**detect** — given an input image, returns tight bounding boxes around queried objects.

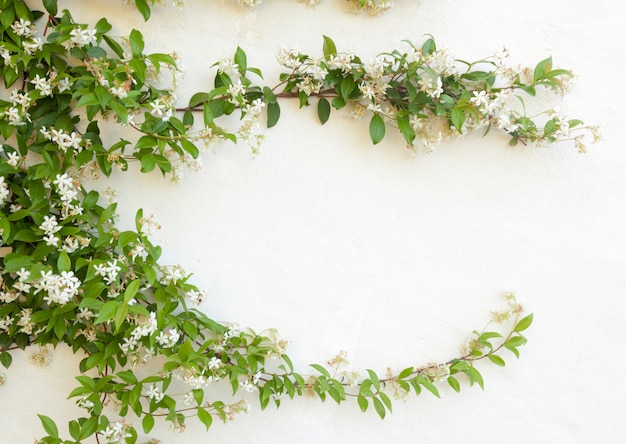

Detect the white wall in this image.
[2,0,625,442]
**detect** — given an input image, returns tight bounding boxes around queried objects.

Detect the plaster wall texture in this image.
[1,0,625,443]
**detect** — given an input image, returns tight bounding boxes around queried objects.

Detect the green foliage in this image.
[0,1,589,442]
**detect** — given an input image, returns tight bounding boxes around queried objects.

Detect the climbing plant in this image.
[0,0,598,442]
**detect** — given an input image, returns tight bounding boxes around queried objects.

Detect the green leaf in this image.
[533,57,552,82]
[317,97,331,124]
[134,0,151,21]
[463,367,485,390]
[397,115,415,145]
[77,93,100,108]
[369,113,385,145]
[203,101,214,126]
[42,0,58,16]
[447,376,461,393]
[339,76,355,101]
[322,35,337,59]
[142,414,155,433]
[69,420,80,441]
[310,364,331,378]
[180,139,199,158]
[56,251,71,272]
[450,107,466,133]
[366,369,380,391]
[114,302,128,333]
[398,366,414,380]
[94,301,119,325]
[140,154,156,173]
[0,351,12,369]
[330,96,346,111]
[262,86,277,104]
[418,376,440,398]
[197,407,213,430]
[38,415,59,439]
[129,29,145,58]
[189,92,210,108]
[378,391,392,413]
[514,313,533,332]
[234,47,247,76]
[506,335,527,347]
[117,370,138,384]
[124,279,141,302]
[488,354,506,367]
[372,396,386,419]
[267,102,280,128]
[357,395,369,412]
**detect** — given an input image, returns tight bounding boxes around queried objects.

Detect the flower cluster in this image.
[0,1,568,442]
[273,36,598,151]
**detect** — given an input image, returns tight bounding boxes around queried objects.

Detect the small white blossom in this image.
[156,329,180,348]
[145,383,165,403]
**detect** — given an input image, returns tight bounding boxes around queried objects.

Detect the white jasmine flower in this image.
[156,329,180,348]
[149,98,172,121]
[31,74,53,96]
[239,379,257,392]
[0,177,9,206]
[5,107,26,126]
[217,56,239,78]
[43,234,60,247]
[145,383,165,402]
[276,46,300,69]
[40,215,61,235]
[69,27,97,48]
[11,19,34,37]
[208,356,221,370]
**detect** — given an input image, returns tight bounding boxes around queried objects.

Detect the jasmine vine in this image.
[0,0,598,442]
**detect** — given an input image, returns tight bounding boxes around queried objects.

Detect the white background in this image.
[1,0,625,442]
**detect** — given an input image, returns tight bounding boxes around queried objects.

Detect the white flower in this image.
[69,27,97,48]
[217,56,239,78]
[22,37,44,55]
[43,234,60,247]
[109,86,128,99]
[227,79,245,103]
[5,107,26,126]
[11,19,34,37]
[425,47,456,76]
[40,215,61,235]
[239,379,257,392]
[10,89,31,108]
[208,356,221,370]
[183,391,196,406]
[184,289,205,305]
[76,397,94,410]
[76,307,95,321]
[0,176,9,206]
[156,329,180,348]
[100,421,132,444]
[149,98,173,121]
[145,383,165,402]
[276,46,300,69]
[328,51,354,72]
[56,77,72,93]
[359,82,377,100]
[31,74,53,96]
[417,75,443,99]
[364,56,390,79]
[38,270,81,305]
[0,316,13,332]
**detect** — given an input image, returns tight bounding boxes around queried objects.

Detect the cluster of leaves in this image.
[263,35,598,150]
[0,0,567,442]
